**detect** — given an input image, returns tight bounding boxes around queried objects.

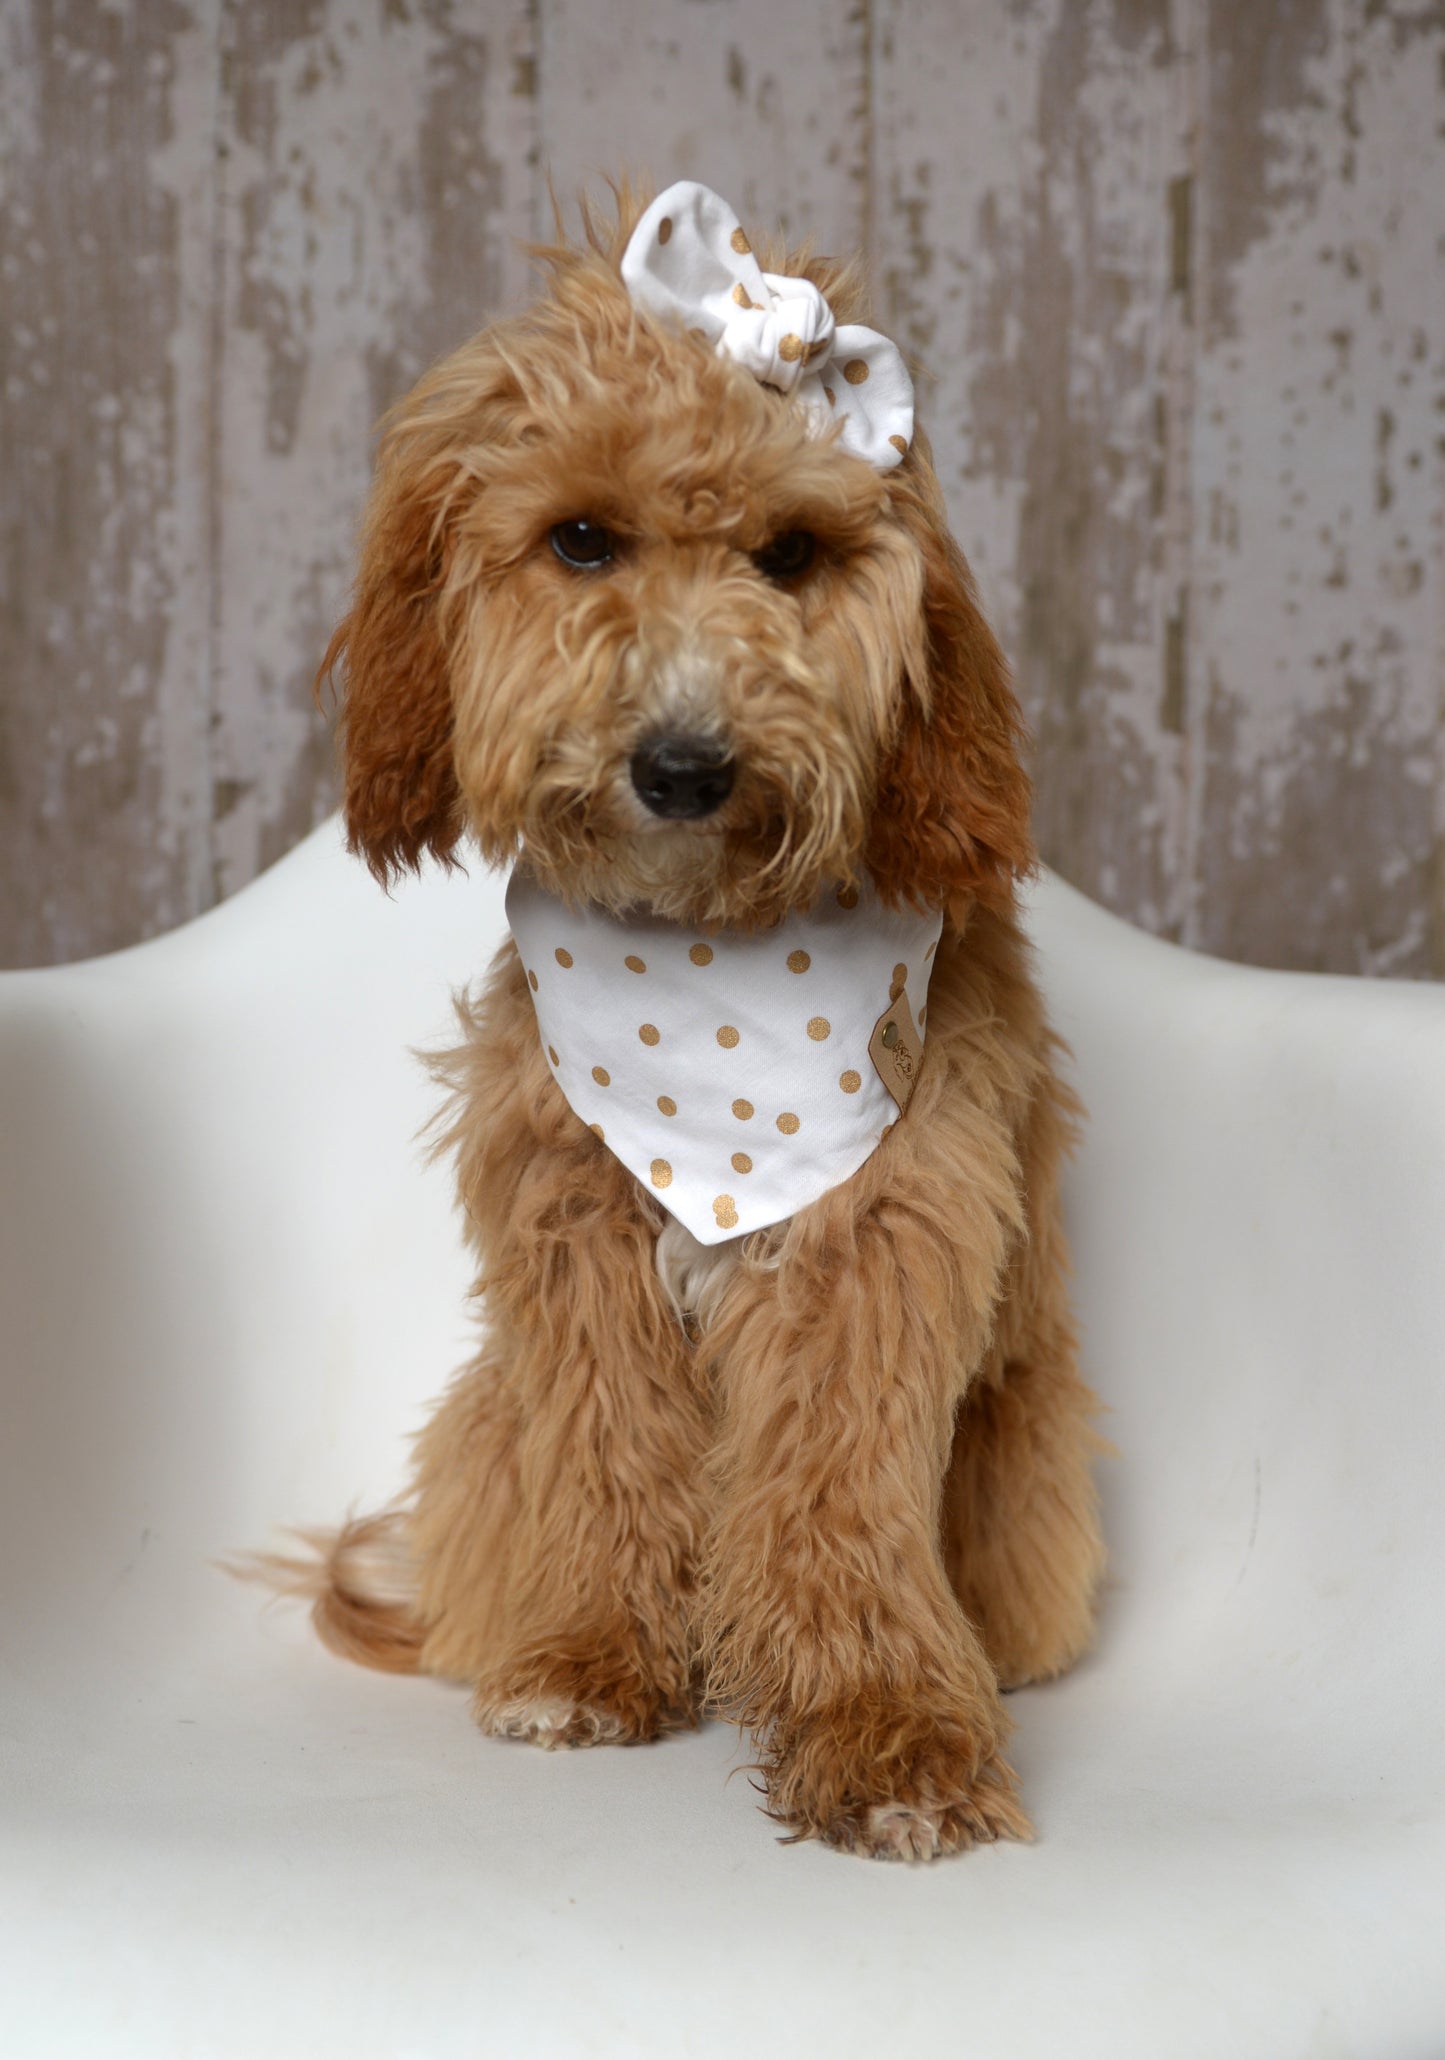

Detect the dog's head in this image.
[328,188,1032,929]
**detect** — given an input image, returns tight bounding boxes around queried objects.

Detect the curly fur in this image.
[276,184,1105,1862]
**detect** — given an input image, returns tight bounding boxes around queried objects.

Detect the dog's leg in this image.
[943,1351,1104,1689]
[418,1268,708,1745]
[411,1198,710,1749]
[410,1242,709,1745]
[697,1108,1033,1860]
[399,951,714,1748]
[943,1067,1106,1689]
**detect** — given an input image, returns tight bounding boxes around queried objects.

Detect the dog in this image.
[274,180,1105,1863]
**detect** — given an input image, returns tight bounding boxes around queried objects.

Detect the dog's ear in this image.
[322,469,461,886]
[320,342,523,885]
[866,455,1035,917]
[318,426,466,886]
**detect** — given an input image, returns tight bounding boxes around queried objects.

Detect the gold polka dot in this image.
[589,1123,605,1141]
[657,1095,677,1117]
[840,1069,862,1094]
[639,1022,660,1046]
[732,1098,754,1120]
[592,1065,611,1087]
[554,947,573,969]
[893,963,908,985]
[836,884,859,909]
[807,1016,831,1041]
[548,1045,559,1066]
[889,981,905,1001]
[658,216,673,245]
[777,1112,800,1135]
[778,332,803,363]
[889,434,909,456]
[731,1152,752,1175]
[823,385,836,407]
[625,954,646,974]
[651,1159,673,1189]
[717,1025,740,1048]
[732,282,759,310]
[844,358,869,385]
[713,1194,739,1229]
[527,969,539,991]
[689,943,714,967]
[786,949,811,974]
[925,939,937,959]
[730,226,750,255]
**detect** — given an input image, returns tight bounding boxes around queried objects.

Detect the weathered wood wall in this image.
[2,0,1442,974]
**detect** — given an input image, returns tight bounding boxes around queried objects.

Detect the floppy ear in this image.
[319,426,466,886]
[866,455,1035,917]
[321,323,533,884]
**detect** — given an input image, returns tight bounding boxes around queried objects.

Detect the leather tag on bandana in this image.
[868,991,925,1113]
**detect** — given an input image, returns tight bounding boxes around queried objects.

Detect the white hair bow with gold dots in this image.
[620,180,915,472]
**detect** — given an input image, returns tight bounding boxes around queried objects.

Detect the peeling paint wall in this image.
[2,0,1441,974]
[1190,0,1445,974]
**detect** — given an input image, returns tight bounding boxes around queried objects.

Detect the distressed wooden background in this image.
[2,0,1442,974]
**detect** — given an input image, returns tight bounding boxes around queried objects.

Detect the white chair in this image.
[2,819,1442,2059]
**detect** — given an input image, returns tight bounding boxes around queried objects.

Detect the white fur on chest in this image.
[653,1215,748,1332]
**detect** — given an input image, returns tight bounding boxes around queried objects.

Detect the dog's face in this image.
[332,203,1033,928]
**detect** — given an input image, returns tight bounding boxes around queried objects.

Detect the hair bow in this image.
[620,181,914,472]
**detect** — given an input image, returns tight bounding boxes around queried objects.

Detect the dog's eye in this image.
[753,530,817,581]
[551,519,615,569]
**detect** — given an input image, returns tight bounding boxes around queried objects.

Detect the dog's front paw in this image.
[765,1698,1031,1862]
[473,1648,696,1749]
[477,1694,633,1750]
[821,1762,1031,1861]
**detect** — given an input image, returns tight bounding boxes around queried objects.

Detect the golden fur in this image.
[275,189,1105,1863]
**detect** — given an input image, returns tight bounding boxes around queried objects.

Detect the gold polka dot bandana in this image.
[620,181,914,472]
[507,868,943,1245]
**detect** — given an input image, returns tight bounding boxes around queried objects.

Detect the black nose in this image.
[629,734,736,820]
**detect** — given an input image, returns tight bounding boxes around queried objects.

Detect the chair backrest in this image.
[0,822,501,1673]
[4,824,1443,1712]
[1026,871,1445,1706]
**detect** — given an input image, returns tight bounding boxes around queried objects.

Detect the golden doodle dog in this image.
[278,180,1104,1863]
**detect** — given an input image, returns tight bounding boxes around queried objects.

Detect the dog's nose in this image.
[629,734,735,820]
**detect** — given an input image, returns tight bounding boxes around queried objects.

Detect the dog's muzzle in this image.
[630,733,735,821]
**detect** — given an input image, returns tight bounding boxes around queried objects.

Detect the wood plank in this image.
[4,0,1441,978]
[0,0,217,967]
[536,0,869,254]
[872,0,1186,939]
[207,0,538,906]
[1189,0,1445,974]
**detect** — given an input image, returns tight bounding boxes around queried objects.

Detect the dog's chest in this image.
[507,868,942,1247]
[652,1215,747,1333]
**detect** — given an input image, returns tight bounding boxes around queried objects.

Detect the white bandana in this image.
[620,180,915,472]
[507,869,943,1245]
